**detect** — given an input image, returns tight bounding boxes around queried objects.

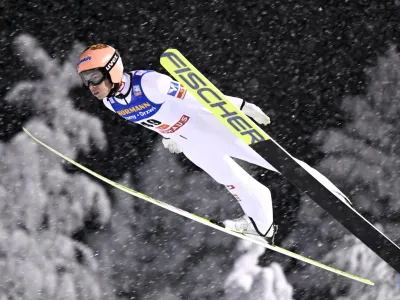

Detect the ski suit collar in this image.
[114,73,132,99]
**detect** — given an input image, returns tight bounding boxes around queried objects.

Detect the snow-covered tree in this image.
[307,46,400,298]
[224,240,293,300]
[0,34,113,300]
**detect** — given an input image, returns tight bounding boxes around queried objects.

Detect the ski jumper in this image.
[103,70,349,235]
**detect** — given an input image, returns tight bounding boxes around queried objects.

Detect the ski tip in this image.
[160,48,179,57]
[22,127,31,136]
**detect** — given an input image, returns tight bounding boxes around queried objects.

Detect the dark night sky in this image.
[0,1,399,298]
[2,1,399,157]
[2,0,399,238]
[2,1,399,227]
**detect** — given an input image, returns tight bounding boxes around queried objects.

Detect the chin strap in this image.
[107,83,121,97]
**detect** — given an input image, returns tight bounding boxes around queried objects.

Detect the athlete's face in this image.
[88,78,113,99]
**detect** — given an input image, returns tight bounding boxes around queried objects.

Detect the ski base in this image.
[160,48,400,276]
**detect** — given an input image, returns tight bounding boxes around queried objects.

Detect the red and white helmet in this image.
[77,44,123,96]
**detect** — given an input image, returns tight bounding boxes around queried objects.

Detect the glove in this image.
[242,102,271,125]
[162,138,183,154]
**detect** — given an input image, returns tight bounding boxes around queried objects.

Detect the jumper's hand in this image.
[242,102,271,125]
[162,138,182,154]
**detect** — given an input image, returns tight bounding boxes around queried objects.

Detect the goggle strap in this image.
[104,51,120,72]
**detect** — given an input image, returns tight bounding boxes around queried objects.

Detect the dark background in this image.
[1,0,399,298]
[2,0,399,163]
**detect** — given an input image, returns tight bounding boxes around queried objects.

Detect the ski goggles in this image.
[79,68,107,86]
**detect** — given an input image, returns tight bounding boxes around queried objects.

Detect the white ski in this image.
[23,127,373,286]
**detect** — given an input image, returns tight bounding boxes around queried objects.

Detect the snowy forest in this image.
[1,1,400,299]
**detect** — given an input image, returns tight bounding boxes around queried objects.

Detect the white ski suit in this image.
[103,70,349,236]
